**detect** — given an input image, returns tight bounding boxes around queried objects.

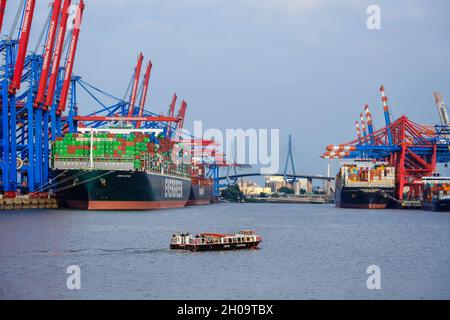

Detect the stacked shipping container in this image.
[52,132,190,177]
[423,178,450,201]
[341,164,395,188]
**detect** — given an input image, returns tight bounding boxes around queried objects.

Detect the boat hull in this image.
[170,241,261,251]
[55,170,191,210]
[336,186,395,209]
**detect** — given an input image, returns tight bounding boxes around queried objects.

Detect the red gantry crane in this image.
[9,0,36,94]
[45,0,72,109]
[127,52,144,117]
[0,0,7,34]
[34,0,62,108]
[57,0,85,115]
[136,60,153,128]
[322,85,450,203]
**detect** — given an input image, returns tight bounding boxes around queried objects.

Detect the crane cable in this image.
[33,6,52,54]
[32,169,69,193]
[45,169,94,191]
[33,169,88,192]
[9,0,24,38]
[52,170,113,194]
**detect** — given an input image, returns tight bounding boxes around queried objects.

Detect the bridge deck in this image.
[219,173,334,181]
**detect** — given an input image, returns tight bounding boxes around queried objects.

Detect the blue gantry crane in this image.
[0,0,197,203]
[322,85,450,201]
[0,0,86,197]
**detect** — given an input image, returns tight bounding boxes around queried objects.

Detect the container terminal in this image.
[322,87,450,210]
[1,1,450,211]
[0,0,225,210]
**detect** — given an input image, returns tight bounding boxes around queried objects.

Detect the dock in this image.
[0,195,58,210]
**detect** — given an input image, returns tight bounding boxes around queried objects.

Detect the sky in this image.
[3,0,450,176]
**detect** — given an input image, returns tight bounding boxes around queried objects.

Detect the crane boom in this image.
[57,0,85,114]
[166,93,177,137]
[9,0,36,94]
[45,0,71,108]
[168,93,177,117]
[135,60,152,128]
[177,100,187,132]
[434,91,449,125]
[0,0,6,34]
[127,53,144,117]
[34,0,62,108]
[355,121,361,140]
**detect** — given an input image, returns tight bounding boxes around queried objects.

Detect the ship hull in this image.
[186,183,213,206]
[55,170,191,210]
[422,199,450,211]
[336,186,395,209]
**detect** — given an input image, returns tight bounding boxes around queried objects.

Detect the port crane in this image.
[0,0,191,202]
[433,92,449,125]
[433,92,450,140]
[0,0,87,196]
[322,85,450,202]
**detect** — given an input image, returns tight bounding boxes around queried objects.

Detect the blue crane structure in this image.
[322,85,450,201]
[0,0,195,200]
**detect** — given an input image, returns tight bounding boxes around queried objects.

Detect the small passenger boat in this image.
[170,230,262,251]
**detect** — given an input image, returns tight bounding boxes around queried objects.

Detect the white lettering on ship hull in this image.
[165,178,183,198]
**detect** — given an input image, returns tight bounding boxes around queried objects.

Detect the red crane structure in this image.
[127,53,144,117]
[165,93,177,137]
[45,0,71,109]
[34,0,62,108]
[9,0,36,94]
[57,0,85,115]
[0,0,6,34]
[176,100,187,134]
[135,60,153,128]
[322,85,450,203]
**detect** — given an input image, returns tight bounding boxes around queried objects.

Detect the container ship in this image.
[421,176,450,211]
[187,163,213,205]
[335,163,396,209]
[51,129,191,210]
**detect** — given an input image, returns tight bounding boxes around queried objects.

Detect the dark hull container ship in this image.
[186,163,213,205]
[422,176,450,211]
[335,185,395,209]
[51,129,192,210]
[187,176,213,206]
[335,163,396,209]
[421,198,450,211]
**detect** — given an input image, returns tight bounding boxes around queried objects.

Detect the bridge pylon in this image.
[283,134,297,184]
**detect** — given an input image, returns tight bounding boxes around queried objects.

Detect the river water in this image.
[0,203,449,299]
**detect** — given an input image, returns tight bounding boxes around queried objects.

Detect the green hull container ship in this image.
[51,129,192,210]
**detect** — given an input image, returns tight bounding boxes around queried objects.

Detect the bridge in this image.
[219,173,334,182]
[219,173,334,194]
[215,135,334,195]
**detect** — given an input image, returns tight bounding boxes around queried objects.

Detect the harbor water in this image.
[1,203,449,299]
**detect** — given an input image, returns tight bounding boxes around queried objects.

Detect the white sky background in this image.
[3,0,450,175]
